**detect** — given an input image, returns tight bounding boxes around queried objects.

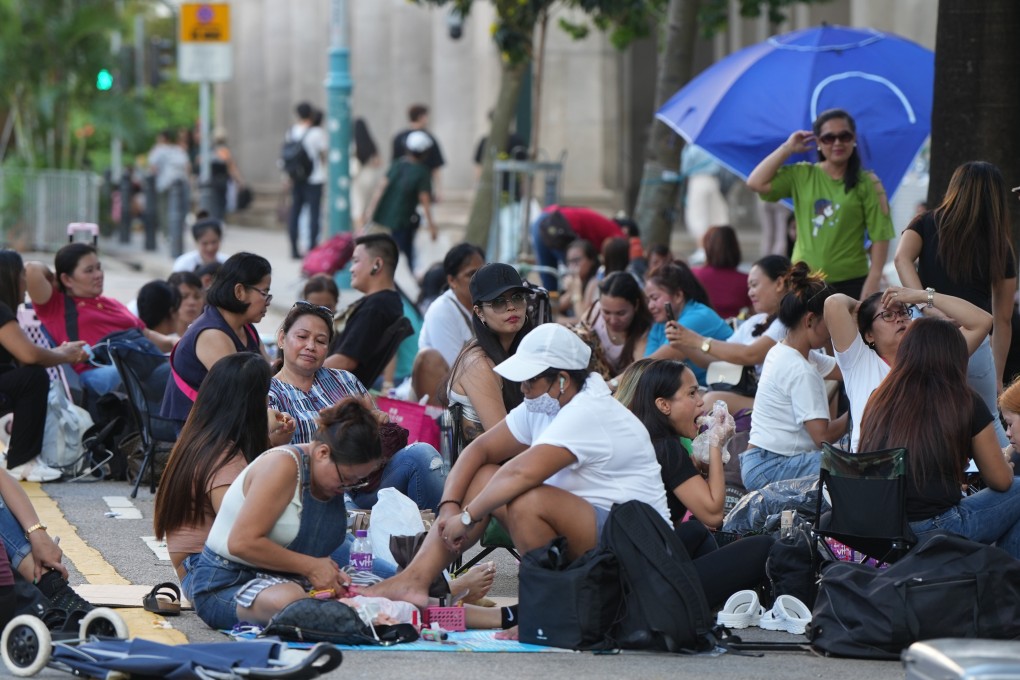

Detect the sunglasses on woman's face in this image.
[482,292,527,313]
[818,131,855,145]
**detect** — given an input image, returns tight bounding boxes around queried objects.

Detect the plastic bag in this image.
[41,381,94,474]
[690,400,734,464]
[367,488,425,565]
[722,476,826,535]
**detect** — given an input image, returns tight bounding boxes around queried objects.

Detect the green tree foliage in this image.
[0,0,197,171]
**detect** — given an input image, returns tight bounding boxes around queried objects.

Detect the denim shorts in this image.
[740,446,821,492]
[185,547,261,631]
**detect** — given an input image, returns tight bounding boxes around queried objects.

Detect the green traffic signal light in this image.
[96,68,113,91]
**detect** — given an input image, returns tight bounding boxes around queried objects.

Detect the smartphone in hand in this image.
[664,302,676,323]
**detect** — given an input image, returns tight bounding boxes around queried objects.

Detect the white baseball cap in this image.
[405,130,434,154]
[494,323,591,382]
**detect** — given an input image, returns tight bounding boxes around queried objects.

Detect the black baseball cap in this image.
[469,262,525,303]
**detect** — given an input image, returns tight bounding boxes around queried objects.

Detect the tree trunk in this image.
[929,0,1020,244]
[464,60,528,247]
[633,0,701,249]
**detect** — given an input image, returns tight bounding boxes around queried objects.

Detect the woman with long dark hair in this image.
[644,262,732,385]
[859,315,1020,558]
[446,263,533,443]
[895,160,1016,446]
[627,361,728,536]
[665,255,791,411]
[153,353,272,582]
[825,285,991,453]
[741,262,844,491]
[748,108,894,299]
[0,250,88,480]
[161,252,270,423]
[558,238,599,320]
[584,271,653,378]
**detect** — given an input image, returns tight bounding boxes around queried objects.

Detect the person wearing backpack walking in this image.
[282,102,328,260]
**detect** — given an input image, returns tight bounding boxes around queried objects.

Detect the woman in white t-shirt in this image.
[665,254,791,412]
[365,323,669,617]
[825,285,992,452]
[741,262,845,491]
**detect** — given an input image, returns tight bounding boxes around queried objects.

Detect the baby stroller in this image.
[1,609,342,679]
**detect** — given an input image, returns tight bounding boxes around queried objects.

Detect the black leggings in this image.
[675,520,719,559]
[692,535,774,609]
[0,365,49,468]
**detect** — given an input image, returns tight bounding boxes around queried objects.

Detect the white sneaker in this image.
[8,458,62,482]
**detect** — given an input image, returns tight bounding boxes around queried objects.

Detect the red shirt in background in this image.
[691,266,751,319]
[35,289,144,373]
[547,205,625,251]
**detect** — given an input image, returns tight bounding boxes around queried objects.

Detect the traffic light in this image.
[96,68,114,91]
[147,38,175,87]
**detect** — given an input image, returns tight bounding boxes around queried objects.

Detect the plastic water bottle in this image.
[350,530,373,572]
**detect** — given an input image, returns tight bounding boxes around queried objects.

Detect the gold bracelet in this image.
[24,522,47,539]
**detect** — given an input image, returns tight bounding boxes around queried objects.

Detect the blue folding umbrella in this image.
[657,25,934,199]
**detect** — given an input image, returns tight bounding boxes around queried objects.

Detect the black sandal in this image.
[142,582,182,616]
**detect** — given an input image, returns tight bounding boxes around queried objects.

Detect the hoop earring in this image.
[867,340,876,350]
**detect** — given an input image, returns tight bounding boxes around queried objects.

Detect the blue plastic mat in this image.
[227,628,574,653]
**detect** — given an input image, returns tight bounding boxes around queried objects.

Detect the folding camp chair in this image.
[812,442,917,570]
[108,346,177,498]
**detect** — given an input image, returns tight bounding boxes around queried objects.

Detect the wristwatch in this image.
[701,338,712,354]
[925,287,936,308]
[460,508,476,526]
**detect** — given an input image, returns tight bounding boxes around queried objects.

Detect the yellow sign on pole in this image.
[180,3,231,43]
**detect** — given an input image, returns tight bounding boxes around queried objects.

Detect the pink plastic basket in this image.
[423,606,466,631]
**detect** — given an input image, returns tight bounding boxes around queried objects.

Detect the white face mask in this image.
[524,392,561,417]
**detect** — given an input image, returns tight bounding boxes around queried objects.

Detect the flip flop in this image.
[142,582,182,616]
[758,594,811,634]
[715,589,763,629]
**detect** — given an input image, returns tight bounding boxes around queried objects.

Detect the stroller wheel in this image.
[2,614,52,676]
[80,608,128,639]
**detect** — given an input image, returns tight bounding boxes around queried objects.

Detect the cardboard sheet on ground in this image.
[75,584,193,610]
[228,628,573,653]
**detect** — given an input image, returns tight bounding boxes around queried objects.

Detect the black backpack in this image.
[602,500,714,652]
[280,128,313,182]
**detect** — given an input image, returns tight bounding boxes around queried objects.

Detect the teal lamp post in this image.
[326,0,353,287]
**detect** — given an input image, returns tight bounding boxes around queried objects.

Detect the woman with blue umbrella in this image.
[747,109,895,300]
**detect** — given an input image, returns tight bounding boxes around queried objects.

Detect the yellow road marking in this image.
[22,482,187,644]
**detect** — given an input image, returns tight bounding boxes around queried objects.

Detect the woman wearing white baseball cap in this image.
[366,322,670,612]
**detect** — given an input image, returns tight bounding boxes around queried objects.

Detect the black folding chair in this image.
[109,346,178,498]
[813,442,917,570]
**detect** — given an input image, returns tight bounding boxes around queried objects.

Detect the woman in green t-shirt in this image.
[747,108,894,300]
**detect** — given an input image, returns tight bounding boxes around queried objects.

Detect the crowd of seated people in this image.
[4,195,1018,639]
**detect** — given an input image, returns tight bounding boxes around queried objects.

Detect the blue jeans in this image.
[740,446,821,492]
[968,337,1008,447]
[0,499,30,571]
[909,482,1020,559]
[79,364,122,397]
[349,443,446,512]
[529,214,565,291]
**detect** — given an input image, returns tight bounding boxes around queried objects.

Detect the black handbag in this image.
[809,533,1020,659]
[518,536,620,650]
[261,598,418,646]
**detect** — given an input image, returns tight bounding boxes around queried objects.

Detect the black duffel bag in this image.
[518,536,620,650]
[809,533,1020,659]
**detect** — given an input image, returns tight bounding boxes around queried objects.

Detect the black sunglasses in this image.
[818,131,855,145]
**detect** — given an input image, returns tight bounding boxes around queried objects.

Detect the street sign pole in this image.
[178,3,232,218]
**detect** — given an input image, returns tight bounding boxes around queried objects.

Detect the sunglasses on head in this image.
[818,131,855,145]
[294,300,333,315]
